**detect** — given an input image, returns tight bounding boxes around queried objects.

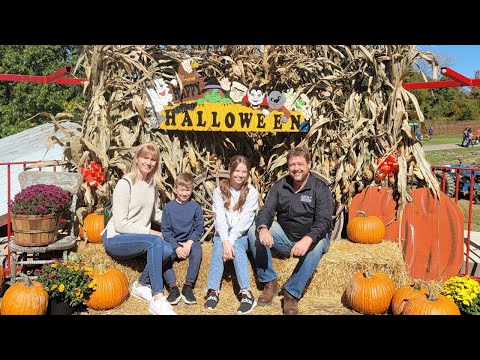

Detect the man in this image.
[248,147,333,315]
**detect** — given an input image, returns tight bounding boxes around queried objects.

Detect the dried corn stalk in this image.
[49,45,439,234]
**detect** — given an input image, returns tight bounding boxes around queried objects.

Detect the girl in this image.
[204,155,259,314]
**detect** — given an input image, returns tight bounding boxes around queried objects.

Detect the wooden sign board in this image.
[145,59,312,132]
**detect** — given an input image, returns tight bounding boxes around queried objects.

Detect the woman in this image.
[204,155,260,314]
[102,142,176,315]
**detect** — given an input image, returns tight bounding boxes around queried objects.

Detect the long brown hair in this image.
[219,155,251,211]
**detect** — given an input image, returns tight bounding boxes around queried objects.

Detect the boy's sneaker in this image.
[166,286,182,305]
[130,281,153,303]
[181,284,197,304]
[204,289,219,310]
[237,292,257,314]
[149,296,177,315]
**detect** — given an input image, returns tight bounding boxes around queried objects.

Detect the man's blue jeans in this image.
[247,221,330,299]
[103,231,173,296]
[206,234,253,293]
[163,240,202,287]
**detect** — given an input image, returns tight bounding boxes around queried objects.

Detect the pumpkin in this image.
[391,281,428,315]
[400,188,464,281]
[346,210,385,244]
[349,186,399,242]
[402,282,460,315]
[346,270,396,315]
[349,187,464,281]
[86,267,129,310]
[84,212,104,243]
[0,273,49,315]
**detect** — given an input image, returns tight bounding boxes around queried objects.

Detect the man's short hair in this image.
[287,147,311,163]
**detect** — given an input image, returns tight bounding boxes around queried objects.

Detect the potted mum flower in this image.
[9,184,72,246]
[35,260,97,315]
[442,275,480,315]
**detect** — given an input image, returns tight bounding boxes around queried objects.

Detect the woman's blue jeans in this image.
[247,221,330,299]
[103,231,173,296]
[206,234,252,293]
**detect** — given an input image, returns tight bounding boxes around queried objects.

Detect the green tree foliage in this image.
[405,68,480,122]
[0,45,85,138]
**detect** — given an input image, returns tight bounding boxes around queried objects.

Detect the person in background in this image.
[475,128,480,145]
[162,172,204,305]
[248,147,333,315]
[102,142,176,315]
[462,127,468,147]
[204,155,260,314]
[428,127,433,141]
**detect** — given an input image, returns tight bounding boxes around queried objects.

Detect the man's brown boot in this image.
[257,279,279,306]
[283,291,299,315]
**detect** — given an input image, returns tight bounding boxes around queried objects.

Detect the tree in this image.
[0,45,85,138]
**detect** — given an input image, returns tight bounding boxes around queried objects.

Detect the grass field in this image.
[425,147,479,165]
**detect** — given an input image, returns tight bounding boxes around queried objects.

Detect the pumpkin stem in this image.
[18,273,33,287]
[419,280,437,301]
[412,280,423,291]
[356,210,367,218]
[364,269,373,278]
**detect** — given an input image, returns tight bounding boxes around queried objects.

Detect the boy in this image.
[162,172,204,305]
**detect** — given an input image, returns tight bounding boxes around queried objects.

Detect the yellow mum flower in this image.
[58,284,65,292]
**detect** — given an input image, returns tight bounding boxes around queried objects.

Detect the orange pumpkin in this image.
[349,187,464,281]
[402,282,460,315]
[346,270,396,315]
[86,267,129,310]
[84,212,104,243]
[391,281,428,315]
[1,274,49,315]
[346,210,385,244]
[349,186,399,241]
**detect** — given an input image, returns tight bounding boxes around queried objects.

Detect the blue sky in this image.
[417,45,480,78]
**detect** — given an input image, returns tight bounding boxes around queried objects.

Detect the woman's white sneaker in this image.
[130,281,153,303]
[149,296,177,315]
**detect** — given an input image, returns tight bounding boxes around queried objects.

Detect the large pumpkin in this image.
[345,270,396,315]
[349,187,464,281]
[84,212,104,243]
[347,210,385,244]
[401,188,464,281]
[349,186,399,241]
[390,281,428,315]
[1,274,49,315]
[86,267,129,310]
[402,283,460,315]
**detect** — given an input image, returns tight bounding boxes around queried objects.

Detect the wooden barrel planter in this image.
[349,187,464,281]
[11,213,62,246]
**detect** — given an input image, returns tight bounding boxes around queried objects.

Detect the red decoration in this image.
[81,161,105,188]
[375,151,399,181]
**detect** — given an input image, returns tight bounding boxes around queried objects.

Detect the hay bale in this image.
[73,239,409,315]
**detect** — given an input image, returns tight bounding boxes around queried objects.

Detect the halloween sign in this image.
[145,59,312,132]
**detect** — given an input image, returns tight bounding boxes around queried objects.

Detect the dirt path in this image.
[422,142,464,152]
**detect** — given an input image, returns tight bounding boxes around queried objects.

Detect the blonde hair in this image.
[219,155,251,212]
[175,172,195,189]
[128,142,160,185]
